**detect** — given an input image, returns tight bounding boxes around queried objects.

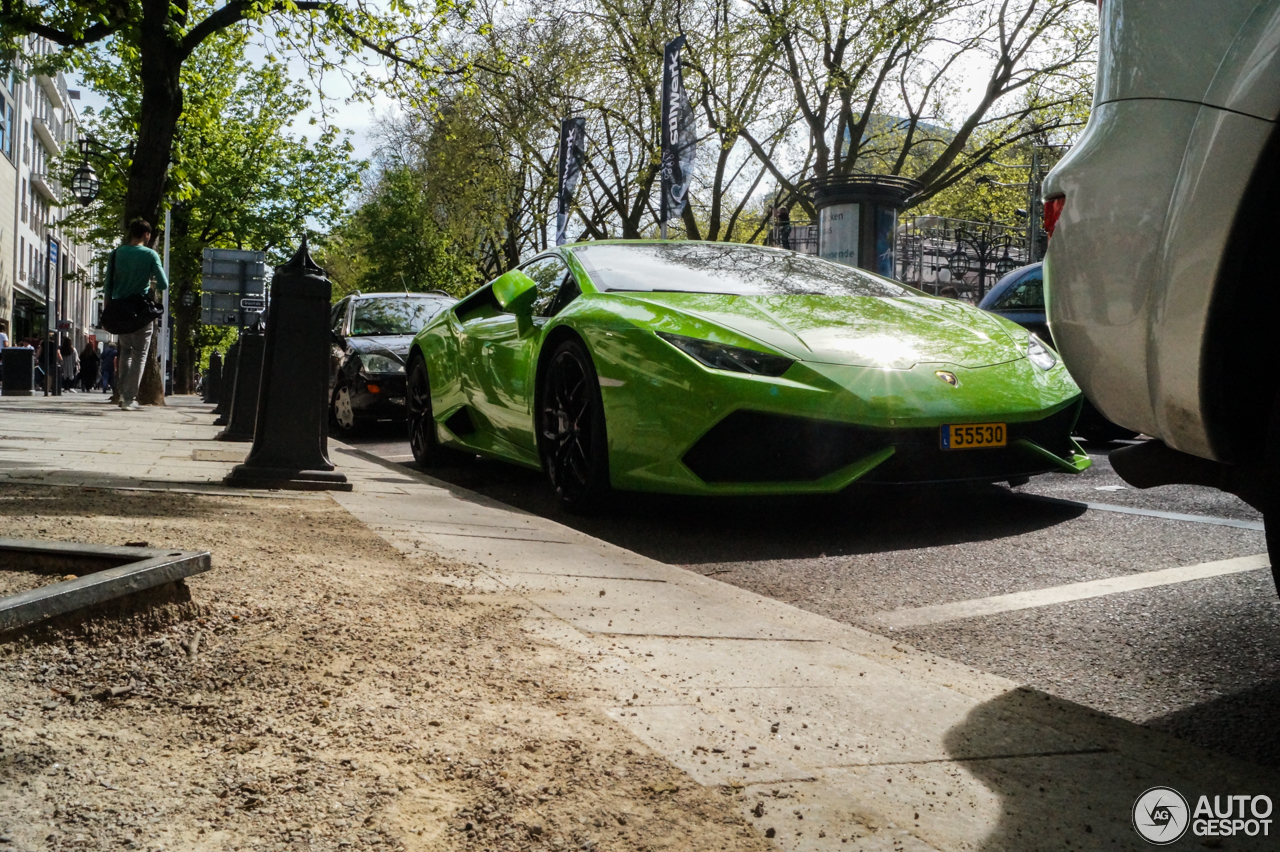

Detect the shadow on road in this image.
[941,688,1280,851]
[342,416,1088,566]
[1146,681,1280,769]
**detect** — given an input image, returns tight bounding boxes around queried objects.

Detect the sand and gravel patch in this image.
[0,486,768,852]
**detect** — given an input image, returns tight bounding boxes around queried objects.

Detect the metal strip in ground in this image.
[872,553,1270,629]
[1012,492,1264,530]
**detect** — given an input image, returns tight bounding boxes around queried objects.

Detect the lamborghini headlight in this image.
[1027,335,1057,371]
[359,353,406,375]
[657,332,793,377]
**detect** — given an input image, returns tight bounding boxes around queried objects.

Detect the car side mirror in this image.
[493,270,538,317]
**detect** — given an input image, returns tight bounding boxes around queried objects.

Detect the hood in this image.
[347,334,413,361]
[629,293,1026,369]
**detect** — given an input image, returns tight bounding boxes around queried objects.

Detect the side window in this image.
[994,271,1044,310]
[547,274,582,317]
[521,256,571,318]
[330,299,349,336]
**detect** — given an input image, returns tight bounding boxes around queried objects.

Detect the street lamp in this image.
[71,163,100,206]
[952,225,1014,300]
[71,135,132,206]
[995,248,1019,277]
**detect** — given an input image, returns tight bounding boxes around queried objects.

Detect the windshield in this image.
[572,242,911,298]
[350,297,447,336]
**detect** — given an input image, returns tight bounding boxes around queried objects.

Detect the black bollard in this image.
[212,343,238,425]
[216,330,264,442]
[203,350,222,404]
[224,239,350,491]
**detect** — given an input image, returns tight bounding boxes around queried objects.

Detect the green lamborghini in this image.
[406,241,1090,510]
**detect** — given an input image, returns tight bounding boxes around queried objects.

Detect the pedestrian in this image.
[104,218,168,410]
[34,338,59,392]
[101,342,117,393]
[80,342,100,392]
[0,320,9,348]
[60,338,79,392]
[777,205,792,251]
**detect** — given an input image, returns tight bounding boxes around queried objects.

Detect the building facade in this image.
[0,36,96,351]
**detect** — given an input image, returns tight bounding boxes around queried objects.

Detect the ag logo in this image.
[1133,786,1190,844]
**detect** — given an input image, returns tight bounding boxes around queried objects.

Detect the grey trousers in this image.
[117,323,154,405]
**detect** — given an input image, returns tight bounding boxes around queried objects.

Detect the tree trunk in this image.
[124,0,184,228]
[175,337,196,395]
[139,325,166,406]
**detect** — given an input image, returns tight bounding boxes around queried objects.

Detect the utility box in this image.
[1,347,36,396]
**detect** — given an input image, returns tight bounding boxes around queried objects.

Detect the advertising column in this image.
[812,176,918,276]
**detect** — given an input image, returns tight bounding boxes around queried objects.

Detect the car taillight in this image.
[1043,196,1065,239]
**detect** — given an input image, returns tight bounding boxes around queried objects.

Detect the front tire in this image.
[538,339,610,512]
[1265,393,1280,597]
[406,358,460,468]
[330,383,362,438]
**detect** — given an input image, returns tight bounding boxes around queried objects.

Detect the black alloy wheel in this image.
[539,339,610,512]
[407,358,457,468]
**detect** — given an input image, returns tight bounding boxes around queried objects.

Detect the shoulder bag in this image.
[99,249,165,335]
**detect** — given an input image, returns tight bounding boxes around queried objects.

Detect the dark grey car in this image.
[328,292,455,437]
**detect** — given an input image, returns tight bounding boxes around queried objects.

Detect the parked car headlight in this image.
[657,332,793,377]
[1027,335,1057,371]
[359,354,406,375]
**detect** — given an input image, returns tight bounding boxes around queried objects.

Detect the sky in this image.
[67,35,394,183]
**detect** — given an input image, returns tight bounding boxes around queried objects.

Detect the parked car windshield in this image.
[572,242,910,298]
[350,297,446,336]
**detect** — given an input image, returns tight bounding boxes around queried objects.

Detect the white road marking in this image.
[1013,492,1265,530]
[872,553,1271,629]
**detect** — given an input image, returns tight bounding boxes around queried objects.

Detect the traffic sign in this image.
[240,297,266,310]
[201,248,266,295]
[202,292,264,327]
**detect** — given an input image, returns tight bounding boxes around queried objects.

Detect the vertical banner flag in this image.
[660,35,696,228]
[555,117,588,246]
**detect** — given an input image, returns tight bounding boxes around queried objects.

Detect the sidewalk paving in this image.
[2,393,1277,851]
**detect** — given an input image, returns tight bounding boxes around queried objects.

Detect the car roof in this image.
[558,238,793,253]
[349,291,453,301]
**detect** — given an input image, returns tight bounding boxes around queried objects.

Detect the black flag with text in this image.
[555,117,588,246]
[660,36,696,225]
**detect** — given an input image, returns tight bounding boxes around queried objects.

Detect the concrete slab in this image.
[603,703,816,787]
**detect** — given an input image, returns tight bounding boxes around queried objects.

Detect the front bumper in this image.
[682,403,1088,490]
[586,326,1089,495]
[349,374,408,419]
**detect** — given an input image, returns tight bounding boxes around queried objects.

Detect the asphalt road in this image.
[343,420,1280,769]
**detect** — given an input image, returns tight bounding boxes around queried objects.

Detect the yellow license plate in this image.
[941,422,1007,450]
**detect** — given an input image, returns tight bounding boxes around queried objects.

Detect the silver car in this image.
[1043,0,1280,589]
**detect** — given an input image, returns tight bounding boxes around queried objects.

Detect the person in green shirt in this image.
[105,218,169,410]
